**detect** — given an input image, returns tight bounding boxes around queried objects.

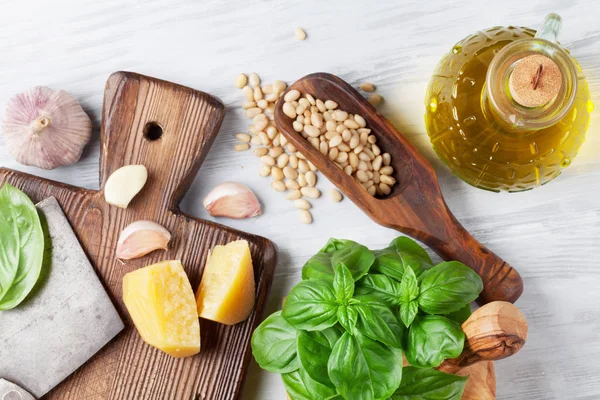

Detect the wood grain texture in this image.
[275,73,523,304]
[0,72,277,400]
[458,361,496,400]
[1,1,599,399]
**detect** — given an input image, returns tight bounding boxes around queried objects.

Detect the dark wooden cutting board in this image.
[0,71,277,400]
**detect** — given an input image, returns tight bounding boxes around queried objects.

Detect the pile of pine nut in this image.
[282,90,396,196]
[234,73,344,224]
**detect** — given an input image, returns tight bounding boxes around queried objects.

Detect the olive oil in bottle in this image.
[425,14,593,192]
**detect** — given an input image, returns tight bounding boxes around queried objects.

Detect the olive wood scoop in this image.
[274,73,523,304]
[437,301,528,374]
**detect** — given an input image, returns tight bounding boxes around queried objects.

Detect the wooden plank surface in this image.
[0,72,277,399]
[1,1,599,399]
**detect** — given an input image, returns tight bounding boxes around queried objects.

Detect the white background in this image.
[1,1,599,399]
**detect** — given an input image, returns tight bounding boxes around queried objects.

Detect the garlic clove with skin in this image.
[2,86,92,170]
[204,182,262,219]
[116,220,171,260]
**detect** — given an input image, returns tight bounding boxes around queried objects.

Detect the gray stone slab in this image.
[0,197,124,398]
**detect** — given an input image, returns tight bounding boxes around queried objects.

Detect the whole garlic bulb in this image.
[2,86,92,170]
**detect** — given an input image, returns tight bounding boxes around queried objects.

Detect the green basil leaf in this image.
[282,367,337,400]
[302,253,334,283]
[400,266,419,304]
[328,332,403,400]
[0,183,45,310]
[405,315,465,368]
[297,327,342,387]
[320,238,355,253]
[331,243,374,281]
[445,303,472,324]
[372,237,432,282]
[333,262,354,302]
[337,304,358,333]
[399,300,418,328]
[355,274,402,306]
[418,262,483,314]
[251,311,299,373]
[283,281,339,331]
[354,294,406,345]
[355,302,403,348]
[390,367,467,399]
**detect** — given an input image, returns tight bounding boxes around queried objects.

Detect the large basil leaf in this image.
[302,252,334,283]
[418,262,483,314]
[390,367,467,399]
[0,183,45,310]
[328,332,403,400]
[405,316,465,368]
[445,303,472,324]
[337,304,358,333]
[355,294,406,346]
[355,302,403,348]
[331,243,374,281]
[399,300,418,328]
[251,311,299,373]
[283,281,338,331]
[320,238,355,253]
[297,327,342,387]
[372,237,432,282]
[282,367,337,400]
[355,274,402,306]
[333,262,354,302]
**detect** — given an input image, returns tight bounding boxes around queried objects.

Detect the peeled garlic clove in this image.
[104,165,148,208]
[204,182,261,219]
[2,86,92,170]
[116,220,171,260]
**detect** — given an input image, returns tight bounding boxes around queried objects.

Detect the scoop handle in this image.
[437,301,528,374]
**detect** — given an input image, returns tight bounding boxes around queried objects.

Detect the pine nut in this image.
[265,93,279,102]
[273,80,287,93]
[309,137,320,149]
[367,185,377,196]
[260,164,271,177]
[298,160,309,173]
[295,27,307,41]
[246,108,262,118]
[249,73,260,87]
[354,114,367,128]
[270,146,284,158]
[360,82,376,92]
[344,165,353,175]
[380,166,393,175]
[253,87,263,101]
[349,135,360,149]
[235,133,250,143]
[286,189,302,200]
[373,171,381,184]
[296,103,308,115]
[258,131,270,146]
[260,155,275,166]
[311,113,323,128]
[251,136,262,145]
[372,144,381,156]
[257,99,268,109]
[262,84,273,94]
[319,141,328,155]
[293,121,303,132]
[272,181,286,192]
[234,143,250,152]
[354,145,364,154]
[242,101,257,109]
[364,147,375,160]
[308,161,317,171]
[316,99,326,113]
[294,199,311,210]
[301,187,321,198]
[306,94,316,105]
[341,129,352,142]
[332,110,348,121]
[329,147,339,161]
[271,167,284,181]
[284,90,301,102]
[255,119,268,132]
[360,132,369,145]
[304,125,320,138]
[344,119,359,129]
[368,93,382,106]
[296,152,306,160]
[368,135,377,144]
[326,120,337,132]
[330,189,343,202]
[323,111,332,121]
[283,102,297,119]
[242,85,254,101]
[359,152,371,162]
[278,153,289,168]
[329,135,343,147]
[338,143,351,152]
[358,160,369,171]
[349,152,359,169]
[289,155,299,168]
[305,171,317,187]
[380,175,396,186]
[382,153,391,166]
[280,134,288,146]
[299,210,312,224]
[283,166,298,179]
[272,134,280,146]
[298,173,307,187]
[336,151,348,163]
[285,179,300,190]
[253,147,268,157]
[236,74,248,88]
[356,170,369,183]
[267,126,278,139]
[372,155,383,171]
[379,183,391,195]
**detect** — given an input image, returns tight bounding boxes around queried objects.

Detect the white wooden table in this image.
[1,1,599,399]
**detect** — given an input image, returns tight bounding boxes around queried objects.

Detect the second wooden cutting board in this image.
[0,71,277,399]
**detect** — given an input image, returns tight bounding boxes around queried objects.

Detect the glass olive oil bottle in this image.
[425,14,593,192]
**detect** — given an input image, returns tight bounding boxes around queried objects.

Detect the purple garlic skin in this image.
[2,86,92,170]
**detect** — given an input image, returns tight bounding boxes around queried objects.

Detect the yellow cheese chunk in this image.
[123,260,200,358]
[196,240,255,325]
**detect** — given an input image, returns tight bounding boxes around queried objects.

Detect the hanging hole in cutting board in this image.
[144,122,163,141]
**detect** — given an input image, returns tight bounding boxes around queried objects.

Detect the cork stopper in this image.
[509,55,562,108]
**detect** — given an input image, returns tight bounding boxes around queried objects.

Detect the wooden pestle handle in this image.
[99,72,225,212]
[437,301,528,374]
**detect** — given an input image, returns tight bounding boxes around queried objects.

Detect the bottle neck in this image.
[484,38,577,132]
